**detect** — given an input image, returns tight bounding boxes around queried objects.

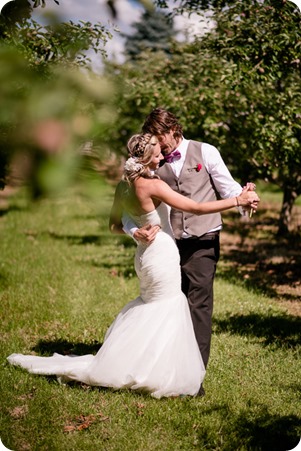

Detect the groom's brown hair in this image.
[142,108,183,141]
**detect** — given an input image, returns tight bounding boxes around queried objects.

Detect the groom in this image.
[124,108,254,396]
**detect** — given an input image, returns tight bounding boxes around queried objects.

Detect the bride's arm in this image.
[150,179,259,214]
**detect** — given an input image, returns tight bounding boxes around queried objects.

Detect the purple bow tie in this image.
[164,150,181,163]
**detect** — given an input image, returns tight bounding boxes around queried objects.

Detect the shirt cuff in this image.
[124,226,139,243]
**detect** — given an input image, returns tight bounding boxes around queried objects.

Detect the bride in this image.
[8,133,259,398]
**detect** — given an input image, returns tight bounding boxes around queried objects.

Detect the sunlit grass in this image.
[0,179,300,451]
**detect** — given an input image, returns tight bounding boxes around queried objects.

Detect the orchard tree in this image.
[104,42,235,152]
[155,0,234,11]
[107,0,301,235]
[1,19,112,72]
[0,0,112,71]
[123,9,176,61]
[165,0,301,235]
[200,0,301,235]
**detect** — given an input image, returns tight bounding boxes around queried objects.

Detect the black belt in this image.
[179,231,220,241]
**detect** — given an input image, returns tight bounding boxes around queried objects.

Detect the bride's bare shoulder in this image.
[134,177,165,194]
[135,177,163,187]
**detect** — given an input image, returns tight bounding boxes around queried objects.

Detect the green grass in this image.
[0,177,300,451]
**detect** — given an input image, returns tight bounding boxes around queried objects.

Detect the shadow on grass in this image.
[218,212,301,301]
[47,232,132,247]
[46,231,135,248]
[231,411,300,451]
[44,230,137,278]
[178,398,301,451]
[193,403,300,451]
[32,339,102,356]
[217,245,301,300]
[48,233,102,245]
[0,272,9,290]
[213,312,301,348]
[0,204,27,217]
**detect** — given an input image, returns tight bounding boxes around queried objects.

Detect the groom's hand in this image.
[243,182,256,191]
[133,224,161,244]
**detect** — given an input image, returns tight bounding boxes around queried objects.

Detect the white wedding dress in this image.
[8,203,205,398]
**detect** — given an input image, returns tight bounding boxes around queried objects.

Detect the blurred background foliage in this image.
[104,0,301,235]
[0,0,300,235]
[0,0,116,197]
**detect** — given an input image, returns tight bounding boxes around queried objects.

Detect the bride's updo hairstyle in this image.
[123,133,160,183]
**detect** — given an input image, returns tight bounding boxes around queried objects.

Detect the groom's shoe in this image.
[197,384,205,397]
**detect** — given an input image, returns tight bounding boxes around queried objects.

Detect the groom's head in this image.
[142,108,183,155]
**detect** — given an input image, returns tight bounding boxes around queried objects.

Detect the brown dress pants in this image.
[176,233,220,368]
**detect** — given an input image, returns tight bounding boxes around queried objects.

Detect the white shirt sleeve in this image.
[202,143,242,198]
[122,212,138,241]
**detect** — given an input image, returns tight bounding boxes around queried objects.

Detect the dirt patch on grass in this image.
[220,202,301,317]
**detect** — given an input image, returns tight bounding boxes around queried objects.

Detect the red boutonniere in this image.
[188,163,202,173]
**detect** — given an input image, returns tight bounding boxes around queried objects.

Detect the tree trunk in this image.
[277,186,298,236]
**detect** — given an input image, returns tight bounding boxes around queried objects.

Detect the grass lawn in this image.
[0,175,300,451]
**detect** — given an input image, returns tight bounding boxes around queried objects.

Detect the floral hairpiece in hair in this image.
[124,157,144,173]
[131,135,152,158]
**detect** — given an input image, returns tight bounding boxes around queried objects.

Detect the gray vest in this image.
[157,140,222,239]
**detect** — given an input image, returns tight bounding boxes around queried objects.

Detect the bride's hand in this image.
[133,224,161,244]
[237,189,260,211]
